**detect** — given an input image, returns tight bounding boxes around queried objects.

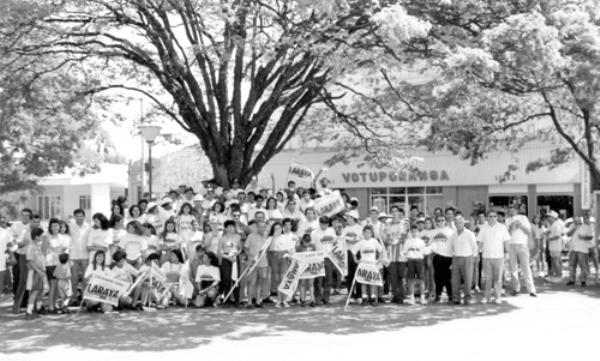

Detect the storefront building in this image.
[260,142,582,220]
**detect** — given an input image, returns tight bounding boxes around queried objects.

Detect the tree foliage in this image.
[5,0,432,187]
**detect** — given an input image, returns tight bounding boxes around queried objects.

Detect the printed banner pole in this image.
[344,273,357,312]
[222,262,252,304]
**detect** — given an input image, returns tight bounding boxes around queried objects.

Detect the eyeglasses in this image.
[233,214,241,218]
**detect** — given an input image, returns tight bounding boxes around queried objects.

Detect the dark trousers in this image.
[315,259,338,303]
[220,257,239,302]
[347,251,362,299]
[433,254,452,299]
[12,253,29,312]
[389,261,406,302]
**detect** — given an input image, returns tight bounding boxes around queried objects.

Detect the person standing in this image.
[477,210,511,303]
[69,209,91,304]
[431,215,455,302]
[0,223,12,300]
[383,205,408,304]
[449,216,478,305]
[311,216,336,305]
[244,221,269,308]
[403,224,427,305]
[545,211,564,281]
[12,210,39,314]
[567,210,594,286]
[506,204,537,297]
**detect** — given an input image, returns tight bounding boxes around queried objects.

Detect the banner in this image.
[287,162,314,186]
[327,236,348,276]
[293,251,325,279]
[84,274,131,306]
[313,191,345,217]
[278,259,308,297]
[354,262,383,287]
[148,264,169,300]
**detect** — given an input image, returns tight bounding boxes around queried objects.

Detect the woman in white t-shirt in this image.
[83,250,113,312]
[108,250,139,311]
[87,213,113,264]
[185,219,204,261]
[357,225,383,305]
[45,218,71,313]
[193,252,220,307]
[160,218,180,263]
[342,211,364,301]
[142,222,160,255]
[160,249,187,306]
[177,202,196,245]
[297,207,319,237]
[119,221,148,268]
[419,217,437,300]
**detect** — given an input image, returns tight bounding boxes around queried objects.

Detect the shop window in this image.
[370,187,442,215]
[489,195,528,215]
[537,195,573,219]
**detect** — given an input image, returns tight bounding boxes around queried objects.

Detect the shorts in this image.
[46,266,57,281]
[406,259,424,280]
[31,271,44,292]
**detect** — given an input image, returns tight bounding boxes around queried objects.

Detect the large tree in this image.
[356,0,600,186]
[8,0,432,187]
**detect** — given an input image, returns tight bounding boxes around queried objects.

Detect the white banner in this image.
[354,262,383,287]
[327,236,348,276]
[313,191,346,217]
[293,251,325,279]
[287,162,314,186]
[278,259,307,297]
[84,274,131,307]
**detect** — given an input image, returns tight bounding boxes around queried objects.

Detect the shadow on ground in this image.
[0,297,516,353]
[1,278,597,354]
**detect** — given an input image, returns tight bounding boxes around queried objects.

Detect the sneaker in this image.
[274,302,282,308]
[255,302,263,308]
[480,298,488,304]
[492,299,500,305]
[433,296,441,303]
[529,293,537,297]
[510,290,519,296]
[420,296,427,305]
[567,281,575,286]
[582,281,587,287]
[24,312,39,320]
[361,297,368,306]
[245,303,254,309]
[282,301,290,308]
[310,301,316,307]
[371,299,378,307]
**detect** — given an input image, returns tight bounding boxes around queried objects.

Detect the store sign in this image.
[580,158,592,209]
[341,170,450,184]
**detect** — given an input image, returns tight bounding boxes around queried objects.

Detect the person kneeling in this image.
[194,253,220,307]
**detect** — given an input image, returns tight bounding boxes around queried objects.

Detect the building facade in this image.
[25,163,128,221]
[260,143,581,220]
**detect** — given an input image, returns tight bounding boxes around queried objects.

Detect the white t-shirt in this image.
[431,227,455,257]
[297,218,319,236]
[477,223,511,259]
[342,224,364,255]
[403,237,426,260]
[0,228,11,271]
[311,227,336,252]
[120,234,148,261]
[45,234,72,267]
[571,223,594,253]
[419,229,437,256]
[358,237,382,263]
[547,221,564,253]
[506,215,531,245]
[195,265,221,283]
[110,262,138,283]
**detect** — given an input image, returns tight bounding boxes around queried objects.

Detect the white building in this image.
[26,163,128,220]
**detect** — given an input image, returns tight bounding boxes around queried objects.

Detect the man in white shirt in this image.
[449,215,478,304]
[11,209,34,312]
[506,204,537,297]
[477,210,511,303]
[69,208,91,303]
[567,210,594,286]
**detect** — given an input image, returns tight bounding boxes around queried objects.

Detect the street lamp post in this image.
[140,125,161,200]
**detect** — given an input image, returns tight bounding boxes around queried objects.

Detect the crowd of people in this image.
[0,174,597,319]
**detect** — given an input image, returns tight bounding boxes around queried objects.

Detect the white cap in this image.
[345,210,360,220]
[193,194,204,202]
[160,197,173,206]
[547,210,559,219]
